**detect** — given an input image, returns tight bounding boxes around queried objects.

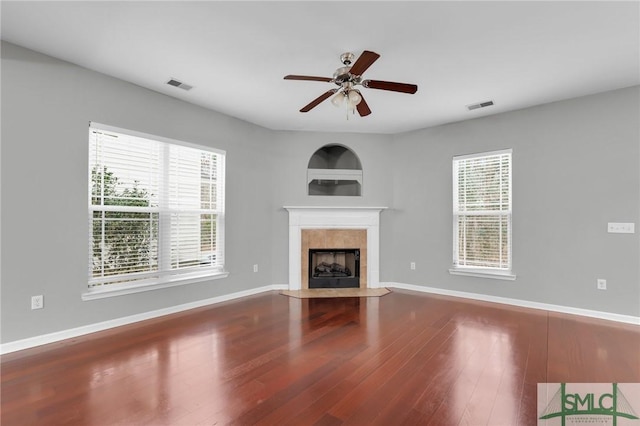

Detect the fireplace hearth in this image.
[309,249,360,288]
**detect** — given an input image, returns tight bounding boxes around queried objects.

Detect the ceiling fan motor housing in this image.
[333,66,352,83]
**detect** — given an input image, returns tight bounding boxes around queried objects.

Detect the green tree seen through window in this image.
[91,166,157,280]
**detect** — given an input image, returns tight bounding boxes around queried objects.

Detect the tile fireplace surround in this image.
[284,206,387,290]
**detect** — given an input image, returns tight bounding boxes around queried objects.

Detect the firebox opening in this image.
[308,248,360,288]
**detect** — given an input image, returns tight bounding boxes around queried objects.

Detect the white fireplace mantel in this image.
[284,206,387,290]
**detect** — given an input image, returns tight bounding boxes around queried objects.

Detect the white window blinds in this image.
[89,123,225,290]
[453,149,512,271]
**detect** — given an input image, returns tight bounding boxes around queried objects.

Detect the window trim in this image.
[448,268,516,281]
[82,270,230,301]
[84,122,227,300]
[450,148,515,280]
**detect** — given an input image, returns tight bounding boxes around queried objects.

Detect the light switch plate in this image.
[607,223,635,233]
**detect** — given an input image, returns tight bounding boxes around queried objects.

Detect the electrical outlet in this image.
[31,295,44,310]
[597,279,607,290]
[410,262,416,270]
[253,264,258,273]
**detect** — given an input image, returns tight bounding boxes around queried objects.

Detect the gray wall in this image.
[2,41,638,344]
[268,130,395,285]
[389,86,640,316]
[1,42,277,342]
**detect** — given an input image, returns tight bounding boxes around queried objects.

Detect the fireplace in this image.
[309,248,360,288]
[285,206,386,290]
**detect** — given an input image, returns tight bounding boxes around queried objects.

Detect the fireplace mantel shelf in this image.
[284,206,388,211]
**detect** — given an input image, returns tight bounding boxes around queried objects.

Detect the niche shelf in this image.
[307,144,362,196]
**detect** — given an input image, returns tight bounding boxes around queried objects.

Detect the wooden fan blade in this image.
[300,89,338,112]
[348,50,380,76]
[363,79,418,94]
[284,75,333,82]
[355,91,371,117]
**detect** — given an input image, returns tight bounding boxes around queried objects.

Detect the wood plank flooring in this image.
[2,289,639,425]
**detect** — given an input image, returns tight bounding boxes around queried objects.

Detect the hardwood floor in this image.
[2,289,639,425]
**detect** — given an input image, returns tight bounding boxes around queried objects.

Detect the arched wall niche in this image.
[307,144,363,196]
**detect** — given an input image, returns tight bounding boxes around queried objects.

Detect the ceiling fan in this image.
[284,50,418,117]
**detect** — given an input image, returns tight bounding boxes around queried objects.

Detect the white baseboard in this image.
[4,283,636,355]
[385,282,640,325]
[0,285,288,355]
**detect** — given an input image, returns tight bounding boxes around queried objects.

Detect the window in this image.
[451,149,514,280]
[87,123,226,298]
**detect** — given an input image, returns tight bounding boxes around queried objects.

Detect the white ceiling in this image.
[2,1,639,134]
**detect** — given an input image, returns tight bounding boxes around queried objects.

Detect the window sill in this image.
[82,271,230,301]
[448,268,516,281]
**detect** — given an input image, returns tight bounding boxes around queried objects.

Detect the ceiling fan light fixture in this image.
[348,90,362,106]
[331,92,345,107]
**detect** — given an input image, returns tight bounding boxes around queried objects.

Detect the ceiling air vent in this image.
[467,100,494,111]
[166,78,193,91]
